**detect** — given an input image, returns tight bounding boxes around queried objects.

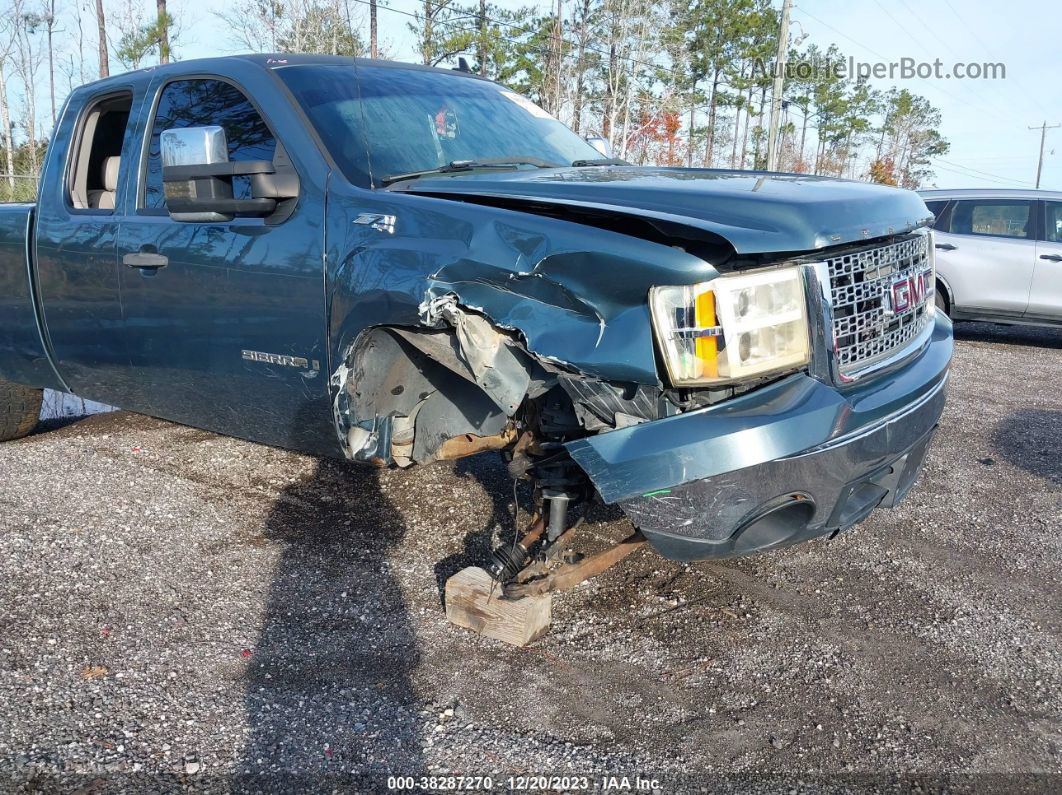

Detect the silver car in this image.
[919,188,1062,325]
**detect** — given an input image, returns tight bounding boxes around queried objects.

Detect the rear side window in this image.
[950,199,1033,239]
[68,91,133,211]
[141,79,276,210]
[924,200,950,232]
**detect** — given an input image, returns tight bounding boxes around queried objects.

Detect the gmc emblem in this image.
[888,271,932,315]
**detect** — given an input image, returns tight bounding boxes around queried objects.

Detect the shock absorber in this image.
[542,489,572,542]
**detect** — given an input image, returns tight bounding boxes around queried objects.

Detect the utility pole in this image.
[766,0,792,172]
[1029,121,1060,189]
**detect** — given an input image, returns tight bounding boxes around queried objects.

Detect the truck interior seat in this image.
[69,92,132,210]
[87,157,120,209]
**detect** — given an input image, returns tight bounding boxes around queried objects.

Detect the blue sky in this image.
[171,0,1062,190]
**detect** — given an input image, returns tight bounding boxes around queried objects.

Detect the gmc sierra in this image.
[0,55,951,573]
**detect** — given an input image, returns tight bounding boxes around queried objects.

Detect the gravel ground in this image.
[0,321,1059,793]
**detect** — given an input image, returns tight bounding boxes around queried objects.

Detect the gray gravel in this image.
[0,320,1059,792]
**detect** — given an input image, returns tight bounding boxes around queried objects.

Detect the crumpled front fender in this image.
[327,190,718,388]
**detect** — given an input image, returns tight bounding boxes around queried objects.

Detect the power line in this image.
[930,159,1032,187]
[790,6,888,61]
[929,163,1014,187]
[888,0,1025,122]
[791,5,1015,125]
[939,0,1051,119]
[934,157,1035,187]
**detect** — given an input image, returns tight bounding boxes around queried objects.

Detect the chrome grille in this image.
[824,233,933,374]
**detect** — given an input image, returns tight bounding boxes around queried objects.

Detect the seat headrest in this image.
[102,156,120,191]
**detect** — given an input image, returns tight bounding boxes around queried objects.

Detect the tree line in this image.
[0,0,949,200]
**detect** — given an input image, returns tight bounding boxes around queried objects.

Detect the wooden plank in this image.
[445,566,552,647]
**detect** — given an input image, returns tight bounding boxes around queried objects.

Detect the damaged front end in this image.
[330,293,673,543]
[326,180,950,565]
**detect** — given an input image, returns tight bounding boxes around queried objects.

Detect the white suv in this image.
[919,188,1062,326]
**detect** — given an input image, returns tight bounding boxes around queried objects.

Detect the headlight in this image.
[649,265,811,387]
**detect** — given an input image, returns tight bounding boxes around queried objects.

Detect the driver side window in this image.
[141,79,276,211]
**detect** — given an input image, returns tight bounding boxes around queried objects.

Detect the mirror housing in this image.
[161,126,237,222]
[160,126,298,223]
[585,135,613,159]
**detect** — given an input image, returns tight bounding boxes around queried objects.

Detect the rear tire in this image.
[0,380,42,442]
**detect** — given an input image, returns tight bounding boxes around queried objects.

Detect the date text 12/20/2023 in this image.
[386,774,663,791]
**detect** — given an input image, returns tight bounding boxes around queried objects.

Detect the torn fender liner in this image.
[333,326,514,466]
[332,305,558,466]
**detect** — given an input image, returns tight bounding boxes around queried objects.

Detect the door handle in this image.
[1040,254,1062,262]
[935,243,957,251]
[123,252,169,269]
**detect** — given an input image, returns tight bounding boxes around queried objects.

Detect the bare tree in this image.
[216,0,363,55]
[0,16,16,188]
[545,0,563,115]
[95,0,108,77]
[12,0,45,174]
[370,0,378,58]
[215,1,282,52]
[76,0,87,83]
[113,0,149,69]
[43,0,59,126]
[568,0,594,134]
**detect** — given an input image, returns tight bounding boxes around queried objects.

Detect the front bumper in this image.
[565,315,953,561]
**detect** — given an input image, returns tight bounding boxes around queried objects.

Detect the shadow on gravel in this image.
[992,410,1062,485]
[953,321,1062,349]
[235,458,424,789]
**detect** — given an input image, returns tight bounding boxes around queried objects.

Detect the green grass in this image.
[0,179,39,203]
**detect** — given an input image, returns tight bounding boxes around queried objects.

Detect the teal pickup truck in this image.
[0,55,951,569]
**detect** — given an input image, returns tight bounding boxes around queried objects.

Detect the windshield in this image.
[277,63,602,187]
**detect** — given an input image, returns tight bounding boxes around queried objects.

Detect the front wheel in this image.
[0,380,42,442]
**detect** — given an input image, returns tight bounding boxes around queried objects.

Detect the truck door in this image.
[116,74,337,456]
[1030,200,1062,319]
[34,87,138,404]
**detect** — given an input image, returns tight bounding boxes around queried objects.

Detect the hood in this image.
[393,166,933,254]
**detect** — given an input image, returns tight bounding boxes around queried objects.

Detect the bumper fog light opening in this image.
[732,494,817,556]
